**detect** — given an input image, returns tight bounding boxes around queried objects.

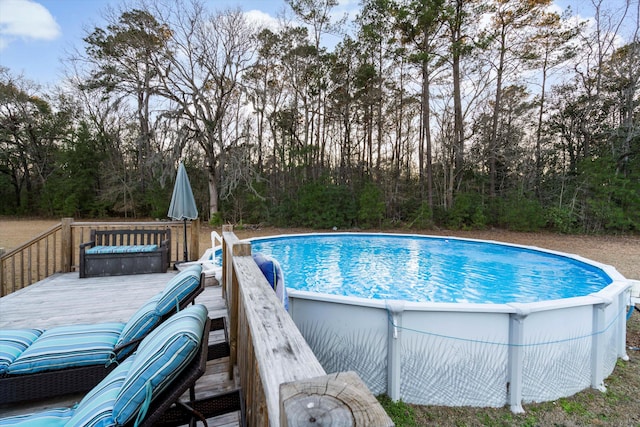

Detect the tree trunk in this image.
[535,50,549,200]
[207,161,219,217]
[452,0,464,193]
[489,28,507,198]
[421,60,434,209]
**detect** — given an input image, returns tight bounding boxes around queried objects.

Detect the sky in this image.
[0,0,637,89]
[0,0,290,87]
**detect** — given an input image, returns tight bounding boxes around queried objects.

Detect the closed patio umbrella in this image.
[168,162,198,262]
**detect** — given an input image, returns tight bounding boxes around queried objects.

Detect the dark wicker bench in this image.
[79,228,170,278]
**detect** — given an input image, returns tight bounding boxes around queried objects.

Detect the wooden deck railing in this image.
[220,225,393,427]
[0,218,200,297]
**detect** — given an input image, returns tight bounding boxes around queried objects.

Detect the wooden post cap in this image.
[233,241,252,257]
[280,371,394,427]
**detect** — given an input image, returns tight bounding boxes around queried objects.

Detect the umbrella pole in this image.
[183,218,188,262]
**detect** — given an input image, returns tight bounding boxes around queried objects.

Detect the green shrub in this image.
[218,179,270,225]
[585,198,634,232]
[294,180,357,229]
[358,182,385,228]
[546,206,577,233]
[209,212,223,227]
[406,201,434,229]
[579,156,640,232]
[498,193,546,232]
[145,184,171,219]
[447,192,487,230]
[546,207,578,234]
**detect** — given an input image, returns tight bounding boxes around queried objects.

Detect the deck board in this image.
[0,271,240,426]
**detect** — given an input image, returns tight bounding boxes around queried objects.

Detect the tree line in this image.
[0,0,638,233]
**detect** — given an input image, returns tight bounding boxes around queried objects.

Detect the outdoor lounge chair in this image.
[0,265,205,405]
[0,304,229,427]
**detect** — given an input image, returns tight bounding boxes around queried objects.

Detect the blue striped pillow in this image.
[115,294,161,357]
[155,265,202,316]
[85,245,158,254]
[63,358,133,427]
[7,323,124,375]
[84,246,112,254]
[112,304,207,425]
[0,329,43,374]
[0,408,74,426]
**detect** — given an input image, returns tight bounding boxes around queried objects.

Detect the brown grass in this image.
[2,218,638,280]
[1,217,639,426]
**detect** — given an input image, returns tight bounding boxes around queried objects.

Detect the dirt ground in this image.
[1,218,638,280]
[1,218,639,426]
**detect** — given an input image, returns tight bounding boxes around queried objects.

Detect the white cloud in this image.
[0,0,61,50]
[244,9,278,31]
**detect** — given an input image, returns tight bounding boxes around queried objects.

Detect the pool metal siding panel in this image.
[520,305,593,402]
[288,297,389,395]
[399,310,510,407]
[288,280,631,409]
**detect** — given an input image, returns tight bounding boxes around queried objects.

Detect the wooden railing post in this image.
[189,218,200,261]
[280,372,394,427]
[61,218,74,273]
[221,224,236,301]
[229,241,252,381]
[0,248,5,297]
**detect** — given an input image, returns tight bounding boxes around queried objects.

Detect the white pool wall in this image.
[285,239,631,412]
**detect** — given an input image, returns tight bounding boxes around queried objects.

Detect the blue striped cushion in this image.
[112,304,207,425]
[0,329,43,374]
[0,408,74,426]
[63,358,133,427]
[0,363,133,427]
[85,245,158,254]
[115,294,161,358]
[155,265,202,316]
[7,323,124,375]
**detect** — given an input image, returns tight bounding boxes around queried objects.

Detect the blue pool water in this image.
[241,233,612,304]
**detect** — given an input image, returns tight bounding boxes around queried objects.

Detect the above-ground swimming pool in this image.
[242,233,631,412]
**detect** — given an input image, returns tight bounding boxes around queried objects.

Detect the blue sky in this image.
[0,0,290,87]
[0,0,636,88]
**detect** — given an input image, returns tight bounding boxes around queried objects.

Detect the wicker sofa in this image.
[0,265,204,405]
[79,228,171,278]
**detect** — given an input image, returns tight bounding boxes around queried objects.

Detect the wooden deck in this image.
[0,271,241,426]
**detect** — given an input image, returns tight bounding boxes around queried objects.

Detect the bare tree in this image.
[148,0,256,219]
